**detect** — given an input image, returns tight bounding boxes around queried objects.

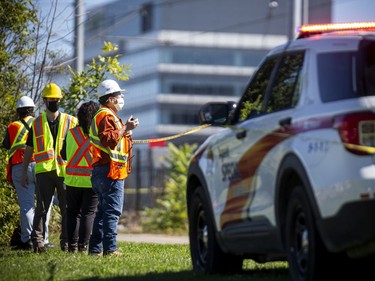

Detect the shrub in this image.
[142,142,197,234]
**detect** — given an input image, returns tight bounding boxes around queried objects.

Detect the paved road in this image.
[117,233,189,244]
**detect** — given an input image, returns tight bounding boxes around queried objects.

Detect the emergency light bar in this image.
[297,21,375,39]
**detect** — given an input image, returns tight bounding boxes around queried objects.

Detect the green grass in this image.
[0,241,289,281]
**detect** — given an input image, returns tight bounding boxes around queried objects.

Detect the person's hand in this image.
[20,171,28,187]
[125,115,139,131]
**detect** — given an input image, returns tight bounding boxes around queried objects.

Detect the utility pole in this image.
[289,0,309,40]
[74,0,84,72]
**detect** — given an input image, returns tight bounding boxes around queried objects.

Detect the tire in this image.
[285,187,330,281]
[188,187,243,274]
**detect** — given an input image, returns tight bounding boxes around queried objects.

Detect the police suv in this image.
[186,22,375,281]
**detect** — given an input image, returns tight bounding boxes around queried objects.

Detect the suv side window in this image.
[235,56,278,123]
[318,52,358,102]
[233,52,304,123]
[266,52,304,112]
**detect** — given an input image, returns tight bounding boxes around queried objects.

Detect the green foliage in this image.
[0,178,19,246]
[61,41,132,115]
[0,0,38,122]
[142,142,198,234]
[0,0,38,245]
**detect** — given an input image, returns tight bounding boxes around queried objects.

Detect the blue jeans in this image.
[12,163,51,244]
[89,165,124,254]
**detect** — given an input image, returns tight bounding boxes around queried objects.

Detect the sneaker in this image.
[104,249,123,257]
[34,246,47,254]
[45,243,56,248]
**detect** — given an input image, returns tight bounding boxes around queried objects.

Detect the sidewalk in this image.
[117,233,189,244]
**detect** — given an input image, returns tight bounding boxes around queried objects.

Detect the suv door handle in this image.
[279,117,292,127]
[236,130,247,139]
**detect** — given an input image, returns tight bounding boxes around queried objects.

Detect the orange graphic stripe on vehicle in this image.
[220,116,333,228]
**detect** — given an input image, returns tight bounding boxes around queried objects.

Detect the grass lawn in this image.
[0,239,289,281]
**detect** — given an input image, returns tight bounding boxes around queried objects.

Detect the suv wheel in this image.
[286,187,329,281]
[188,187,243,273]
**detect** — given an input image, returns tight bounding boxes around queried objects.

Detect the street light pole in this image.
[74,0,84,72]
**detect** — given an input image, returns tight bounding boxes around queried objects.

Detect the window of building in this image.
[141,3,153,33]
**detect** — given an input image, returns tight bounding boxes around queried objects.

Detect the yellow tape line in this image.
[133,124,211,144]
[132,124,375,154]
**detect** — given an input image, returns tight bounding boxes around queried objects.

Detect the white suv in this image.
[186,22,375,281]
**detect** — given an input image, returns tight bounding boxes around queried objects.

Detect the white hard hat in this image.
[98,79,125,98]
[17,96,35,108]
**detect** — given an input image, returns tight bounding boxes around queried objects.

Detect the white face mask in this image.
[114,97,125,111]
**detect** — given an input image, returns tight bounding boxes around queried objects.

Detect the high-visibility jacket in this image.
[90,106,132,180]
[6,116,35,182]
[33,111,78,176]
[64,127,92,188]
[7,116,35,164]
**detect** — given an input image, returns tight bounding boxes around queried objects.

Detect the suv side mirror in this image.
[199,101,237,125]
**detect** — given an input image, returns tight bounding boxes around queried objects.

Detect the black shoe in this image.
[61,243,69,252]
[34,246,47,254]
[13,240,33,251]
[78,244,88,253]
[45,243,56,248]
[68,243,78,253]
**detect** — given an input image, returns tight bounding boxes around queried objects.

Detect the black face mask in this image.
[47,101,60,113]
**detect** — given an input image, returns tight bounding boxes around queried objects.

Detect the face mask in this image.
[114,97,124,111]
[47,101,60,113]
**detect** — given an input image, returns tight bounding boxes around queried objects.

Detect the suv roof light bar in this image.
[297,21,375,39]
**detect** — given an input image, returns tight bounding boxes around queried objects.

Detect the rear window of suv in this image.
[318,52,358,102]
[318,40,375,102]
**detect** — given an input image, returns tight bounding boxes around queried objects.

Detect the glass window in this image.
[234,56,278,122]
[266,52,304,112]
[141,3,153,33]
[318,52,358,102]
[361,41,375,96]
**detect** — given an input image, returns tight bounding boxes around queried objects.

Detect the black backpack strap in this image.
[20,119,31,132]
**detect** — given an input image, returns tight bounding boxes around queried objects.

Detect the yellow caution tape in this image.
[133,124,211,144]
[344,143,375,154]
[132,123,375,154]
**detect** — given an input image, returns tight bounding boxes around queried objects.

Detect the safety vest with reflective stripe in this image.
[64,126,92,188]
[90,106,130,180]
[8,116,35,165]
[33,111,78,176]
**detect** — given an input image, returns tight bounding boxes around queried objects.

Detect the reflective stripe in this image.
[34,149,54,163]
[33,112,78,175]
[8,117,33,157]
[65,127,92,177]
[90,107,128,163]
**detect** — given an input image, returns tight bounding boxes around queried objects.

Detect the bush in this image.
[142,142,197,234]
[0,168,19,245]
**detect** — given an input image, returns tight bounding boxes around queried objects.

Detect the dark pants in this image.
[32,170,67,249]
[66,185,98,247]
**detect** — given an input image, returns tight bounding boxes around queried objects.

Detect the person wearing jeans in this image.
[88,79,138,256]
[3,96,54,250]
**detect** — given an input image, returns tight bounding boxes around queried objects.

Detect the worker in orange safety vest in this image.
[2,96,54,250]
[88,79,139,256]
